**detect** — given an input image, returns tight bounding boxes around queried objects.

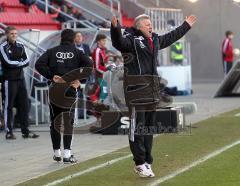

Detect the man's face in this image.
[138,19,153,38]
[98,38,107,49]
[7,29,18,43]
[75,33,83,44]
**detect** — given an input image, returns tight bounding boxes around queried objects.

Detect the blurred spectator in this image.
[56,3,72,22]
[170,41,184,65]
[26,0,104,28]
[52,0,64,6]
[74,31,91,57]
[66,2,73,14]
[72,8,86,20]
[99,19,111,28]
[92,34,109,93]
[90,34,109,123]
[222,30,234,75]
[19,0,36,6]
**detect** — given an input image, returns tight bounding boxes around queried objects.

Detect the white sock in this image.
[54,149,61,157]
[64,149,71,158]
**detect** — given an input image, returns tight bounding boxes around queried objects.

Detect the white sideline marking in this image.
[149,140,240,186]
[45,140,240,186]
[235,113,240,117]
[44,154,132,186]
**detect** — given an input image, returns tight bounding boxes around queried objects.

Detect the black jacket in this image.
[35,42,92,81]
[110,21,191,76]
[0,40,29,80]
[75,43,91,57]
[110,21,191,108]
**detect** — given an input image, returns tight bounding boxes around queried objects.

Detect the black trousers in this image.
[129,111,156,166]
[49,102,74,150]
[3,79,29,134]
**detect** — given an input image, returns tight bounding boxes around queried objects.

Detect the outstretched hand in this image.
[53,75,66,83]
[111,16,118,27]
[185,15,197,27]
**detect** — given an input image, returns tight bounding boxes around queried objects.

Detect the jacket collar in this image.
[124,27,157,53]
[7,40,17,46]
[124,27,158,39]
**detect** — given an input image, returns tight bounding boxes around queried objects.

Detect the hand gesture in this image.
[53,75,66,83]
[111,16,118,27]
[185,15,197,27]
[71,80,81,89]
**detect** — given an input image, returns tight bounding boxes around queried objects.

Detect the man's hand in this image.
[53,75,66,83]
[71,80,81,89]
[185,15,197,27]
[111,16,118,27]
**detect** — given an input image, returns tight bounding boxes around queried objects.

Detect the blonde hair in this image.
[134,14,150,29]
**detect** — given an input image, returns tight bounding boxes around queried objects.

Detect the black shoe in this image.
[53,155,62,162]
[6,132,16,140]
[22,131,39,139]
[63,155,77,164]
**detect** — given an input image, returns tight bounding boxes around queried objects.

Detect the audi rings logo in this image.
[56,52,74,59]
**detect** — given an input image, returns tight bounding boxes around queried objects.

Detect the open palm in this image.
[185,15,197,27]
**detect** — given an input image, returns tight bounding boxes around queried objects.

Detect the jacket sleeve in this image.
[110,22,134,53]
[84,44,91,57]
[19,46,29,68]
[35,50,55,80]
[0,43,29,69]
[79,50,93,68]
[222,39,232,57]
[158,21,191,50]
[94,48,107,74]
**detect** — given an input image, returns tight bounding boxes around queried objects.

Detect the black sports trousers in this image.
[3,79,29,134]
[49,102,74,150]
[129,111,156,166]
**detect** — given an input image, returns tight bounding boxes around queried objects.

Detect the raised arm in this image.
[159,15,197,50]
[110,16,134,53]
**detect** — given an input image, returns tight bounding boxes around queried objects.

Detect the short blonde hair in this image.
[5,26,17,34]
[134,14,150,29]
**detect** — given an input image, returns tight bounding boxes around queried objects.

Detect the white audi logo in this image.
[56,52,74,59]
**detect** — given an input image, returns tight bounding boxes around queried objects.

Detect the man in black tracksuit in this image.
[111,14,196,177]
[35,29,92,163]
[0,26,39,140]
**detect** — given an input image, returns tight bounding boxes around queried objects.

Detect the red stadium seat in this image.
[0,0,61,30]
[97,0,134,27]
[0,12,61,30]
[0,0,28,12]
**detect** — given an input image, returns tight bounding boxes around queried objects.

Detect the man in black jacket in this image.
[35,29,92,163]
[74,31,91,57]
[0,26,39,140]
[111,14,196,177]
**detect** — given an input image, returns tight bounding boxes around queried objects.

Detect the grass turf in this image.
[18,109,240,186]
[161,144,240,186]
